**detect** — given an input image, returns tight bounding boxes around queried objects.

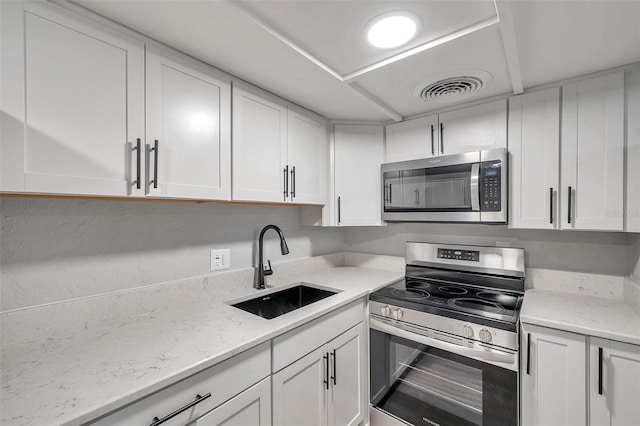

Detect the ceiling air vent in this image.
[415,71,492,103]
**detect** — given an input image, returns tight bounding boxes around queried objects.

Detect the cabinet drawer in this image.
[90,342,270,426]
[272,299,364,372]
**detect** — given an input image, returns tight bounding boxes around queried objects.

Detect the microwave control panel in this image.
[480,161,502,211]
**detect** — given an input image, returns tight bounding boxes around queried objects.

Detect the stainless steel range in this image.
[369,242,525,426]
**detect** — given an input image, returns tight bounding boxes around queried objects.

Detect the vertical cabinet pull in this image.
[337,196,341,224]
[290,166,296,199]
[526,333,531,375]
[414,188,419,205]
[330,349,337,385]
[149,140,159,189]
[149,392,212,426]
[598,347,603,395]
[430,124,435,155]
[389,184,392,204]
[439,123,444,154]
[549,188,554,224]
[567,186,573,224]
[134,138,141,189]
[323,352,329,390]
[283,166,289,199]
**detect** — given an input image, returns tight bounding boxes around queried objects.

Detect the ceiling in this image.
[74,0,640,122]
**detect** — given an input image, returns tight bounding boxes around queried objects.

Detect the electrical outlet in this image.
[210,249,230,271]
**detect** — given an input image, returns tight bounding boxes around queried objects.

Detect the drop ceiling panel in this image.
[240,0,497,76]
[512,0,640,87]
[355,27,513,118]
[74,0,391,121]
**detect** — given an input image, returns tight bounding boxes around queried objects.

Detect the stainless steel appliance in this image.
[369,242,524,426]
[381,149,507,223]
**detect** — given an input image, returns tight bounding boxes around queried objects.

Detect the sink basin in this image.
[231,284,338,319]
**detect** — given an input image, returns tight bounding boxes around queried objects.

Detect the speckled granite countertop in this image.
[521,289,640,345]
[0,253,404,426]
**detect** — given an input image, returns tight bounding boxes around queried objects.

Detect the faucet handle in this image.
[263,260,273,276]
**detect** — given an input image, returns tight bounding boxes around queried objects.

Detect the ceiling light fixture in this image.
[365,12,420,49]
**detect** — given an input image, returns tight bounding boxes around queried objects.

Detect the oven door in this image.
[370,318,518,426]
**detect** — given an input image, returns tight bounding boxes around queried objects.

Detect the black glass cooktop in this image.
[371,277,523,328]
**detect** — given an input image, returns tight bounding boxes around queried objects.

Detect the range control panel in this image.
[480,160,502,212]
[437,248,480,262]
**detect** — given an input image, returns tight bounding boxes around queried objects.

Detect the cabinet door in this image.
[287,108,326,204]
[520,323,586,426]
[334,125,384,226]
[385,115,438,162]
[328,323,366,426]
[2,2,145,196]
[509,88,560,229]
[590,338,640,426]
[232,86,287,202]
[193,377,271,426]
[625,67,640,232]
[272,345,328,426]
[561,72,624,231]
[146,47,231,200]
[437,99,507,155]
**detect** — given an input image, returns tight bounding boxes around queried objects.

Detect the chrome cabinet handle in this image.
[567,186,573,224]
[323,352,329,390]
[330,349,337,385]
[430,124,435,155]
[149,393,211,426]
[133,138,141,189]
[440,123,444,154]
[150,140,159,189]
[283,165,289,199]
[290,166,296,199]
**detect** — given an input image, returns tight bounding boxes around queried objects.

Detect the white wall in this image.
[344,222,632,276]
[0,197,345,311]
[631,234,640,281]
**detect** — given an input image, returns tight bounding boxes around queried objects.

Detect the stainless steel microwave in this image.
[381,148,507,223]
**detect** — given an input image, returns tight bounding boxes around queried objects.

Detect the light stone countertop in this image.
[0,253,404,426]
[521,289,640,345]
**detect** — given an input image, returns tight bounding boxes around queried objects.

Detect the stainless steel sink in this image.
[231,284,338,319]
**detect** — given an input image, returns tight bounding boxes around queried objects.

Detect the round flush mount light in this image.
[365,11,420,49]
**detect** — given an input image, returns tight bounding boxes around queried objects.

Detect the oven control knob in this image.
[479,328,492,343]
[393,308,404,320]
[462,325,474,339]
[381,305,391,317]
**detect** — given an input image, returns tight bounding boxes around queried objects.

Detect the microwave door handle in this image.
[370,318,516,367]
[470,163,480,211]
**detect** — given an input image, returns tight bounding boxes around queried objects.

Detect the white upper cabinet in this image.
[334,125,384,226]
[146,46,231,200]
[509,88,561,229]
[0,1,144,196]
[287,108,326,204]
[625,67,640,232]
[385,115,438,163]
[233,86,288,203]
[520,322,586,426]
[232,85,326,204]
[437,99,507,155]
[561,72,624,231]
[590,338,640,426]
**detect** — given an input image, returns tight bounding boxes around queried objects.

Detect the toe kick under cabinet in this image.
[520,323,640,426]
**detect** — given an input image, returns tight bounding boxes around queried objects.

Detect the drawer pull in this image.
[149,392,212,426]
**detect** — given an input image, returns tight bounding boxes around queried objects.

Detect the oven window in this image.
[370,329,517,426]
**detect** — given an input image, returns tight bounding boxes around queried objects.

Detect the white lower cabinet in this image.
[192,377,271,426]
[90,342,270,426]
[589,338,640,426]
[520,323,587,426]
[272,322,367,426]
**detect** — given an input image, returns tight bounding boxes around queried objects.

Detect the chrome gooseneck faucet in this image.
[256,224,289,289]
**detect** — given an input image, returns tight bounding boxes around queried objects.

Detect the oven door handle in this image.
[370,318,516,369]
[470,163,480,211]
